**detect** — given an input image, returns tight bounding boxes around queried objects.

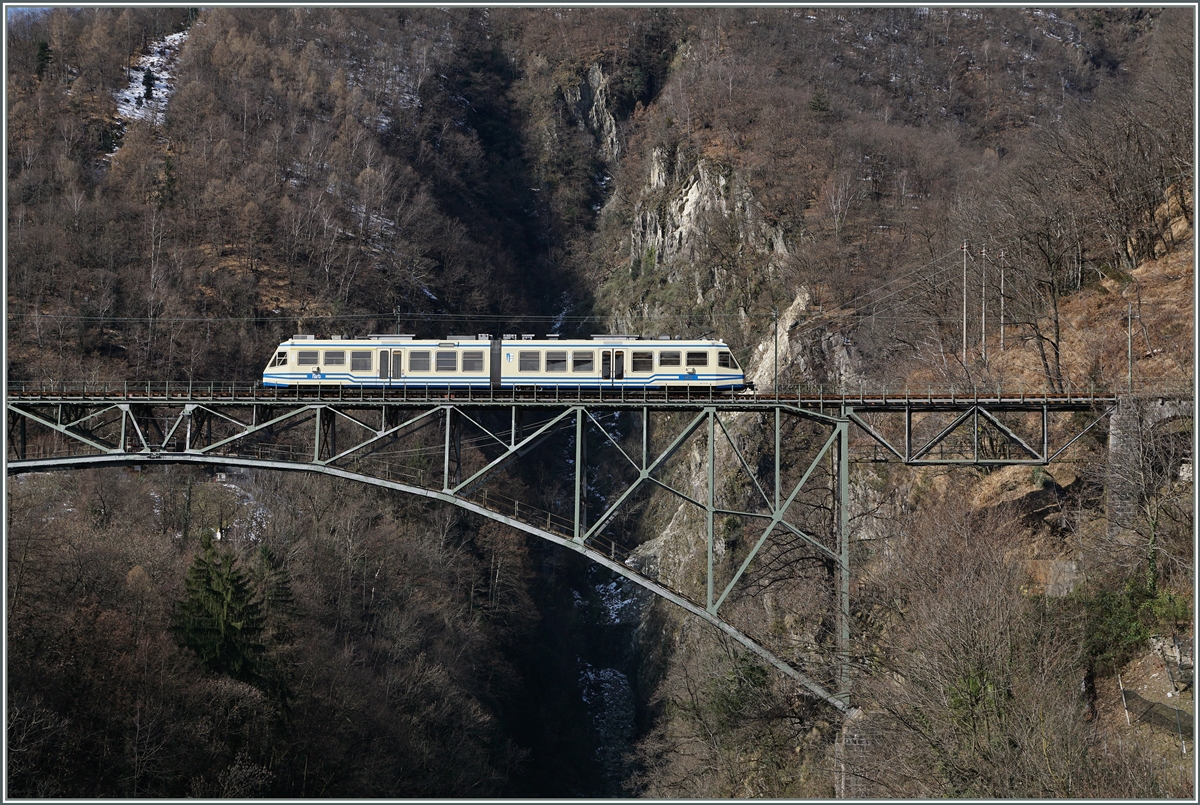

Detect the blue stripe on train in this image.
[262,373,745,387]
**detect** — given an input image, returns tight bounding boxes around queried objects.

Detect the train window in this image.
[659,351,681,367]
[297,350,319,366]
[273,351,287,367]
[686,351,709,366]
[546,351,568,372]
[572,351,594,372]
[519,351,540,372]
[324,350,346,366]
[351,351,372,371]
[718,351,737,368]
[631,351,653,372]
[436,351,457,372]
[462,351,484,372]
[409,351,431,372]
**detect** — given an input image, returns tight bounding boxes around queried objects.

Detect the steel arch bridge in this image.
[5,381,1121,717]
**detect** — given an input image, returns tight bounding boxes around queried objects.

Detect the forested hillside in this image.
[6,6,1194,798]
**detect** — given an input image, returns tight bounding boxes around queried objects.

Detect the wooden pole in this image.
[1118,673,1131,726]
[980,245,987,364]
[999,251,1005,352]
[962,240,968,366]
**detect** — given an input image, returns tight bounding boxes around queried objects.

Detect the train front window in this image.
[572,351,594,372]
[659,351,681,367]
[519,351,540,372]
[410,351,431,372]
[462,351,484,372]
[324,350,346,366]
[631,351,653,372]
[297,350,319,366]
[546,351,567,372]
[273,351,287,367]
[436,351,457,372]
[718,351,737,368]
[350,351,372,371]
[686,351,709,366]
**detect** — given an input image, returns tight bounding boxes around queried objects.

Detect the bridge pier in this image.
[1107,396,1194,539]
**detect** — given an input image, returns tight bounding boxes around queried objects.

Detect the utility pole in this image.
[773,307,779,399]
[980,245,987,365]
[999,250,1005,352]
[962,240,968,366]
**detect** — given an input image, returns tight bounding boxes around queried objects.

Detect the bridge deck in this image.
[6,381,1119,411]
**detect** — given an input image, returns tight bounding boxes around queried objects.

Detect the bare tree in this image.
[851,490,1190,798]
[991,159,1087,392]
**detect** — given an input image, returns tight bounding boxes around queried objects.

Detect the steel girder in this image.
[841,399,1117,465]
[6,394,857,715]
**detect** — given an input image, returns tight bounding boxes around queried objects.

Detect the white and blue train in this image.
[262,333,748,390]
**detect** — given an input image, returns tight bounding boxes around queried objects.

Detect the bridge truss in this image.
[5,382,1119,716]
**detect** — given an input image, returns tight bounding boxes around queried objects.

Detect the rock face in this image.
[630,151,788,277]
[746,291,811,392]
[971,464,1080,526]
[761,316,865,392]
[564,63,621,164]
[607,139,868,391]
[606,146,795,337]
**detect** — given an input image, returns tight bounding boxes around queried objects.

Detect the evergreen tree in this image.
[171,531,266,686]
[246,544,297,714]
[255,545,297,633]
[808,88,830,113]
[34,40,51,80]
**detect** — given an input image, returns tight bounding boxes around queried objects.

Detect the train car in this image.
[261,333,748,390]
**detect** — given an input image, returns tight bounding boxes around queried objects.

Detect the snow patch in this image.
[594,579,639,624]
[112,31,188,131]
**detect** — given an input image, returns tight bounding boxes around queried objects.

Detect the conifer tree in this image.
[34,40,51,80]
[250,544,297,639]
[171,531,266,686]
[246,544,297,714]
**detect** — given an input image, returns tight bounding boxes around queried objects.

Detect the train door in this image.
[601,350,625,385]
[490,339,502,389]
[378,350,403,384]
